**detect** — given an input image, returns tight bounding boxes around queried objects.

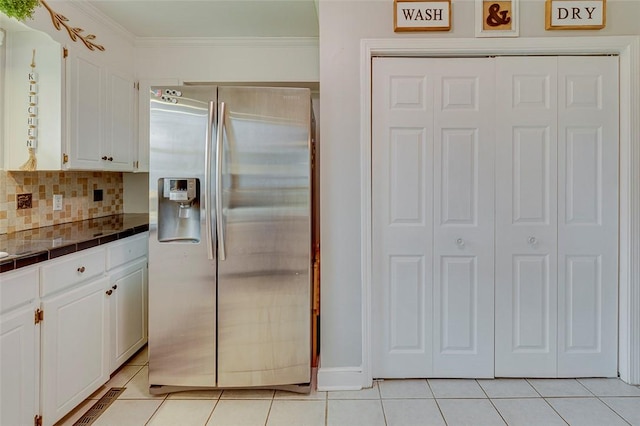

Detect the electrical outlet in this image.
[17,193,32,209]
[53,194,63,211]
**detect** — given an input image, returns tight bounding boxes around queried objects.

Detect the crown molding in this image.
[134,36,319,49]
[42,2,320,50]
[67,0,136,45]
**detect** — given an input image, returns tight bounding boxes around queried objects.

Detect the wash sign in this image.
[394,0,451,31]
[546,0,605,29]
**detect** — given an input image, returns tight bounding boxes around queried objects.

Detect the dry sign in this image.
[546,0,606,30]
[394,0,451,32]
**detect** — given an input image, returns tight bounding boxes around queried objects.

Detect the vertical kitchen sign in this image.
[394,0,452,32]
[20,49,38,171]
[546,0,606,30]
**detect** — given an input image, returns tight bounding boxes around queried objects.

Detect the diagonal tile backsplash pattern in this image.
[1,170,123,234]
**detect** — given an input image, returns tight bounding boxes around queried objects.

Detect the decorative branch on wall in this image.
[39,0,105,51]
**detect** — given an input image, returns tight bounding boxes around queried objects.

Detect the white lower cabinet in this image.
[0,268,39,426]
[108,258,148,372]
[40,276,110,426]
[0,233,148,426]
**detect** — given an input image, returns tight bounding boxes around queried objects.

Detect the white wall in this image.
[123,172,149,213]
[134,38,319,83]
[318,0,640,371]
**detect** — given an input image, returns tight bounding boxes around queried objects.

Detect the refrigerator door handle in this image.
[205,100,215,260]
[216,101,227,261]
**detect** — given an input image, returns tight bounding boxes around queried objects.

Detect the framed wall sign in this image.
[475,0,519,37]
[394,0,452,32]
[546,0,606,30]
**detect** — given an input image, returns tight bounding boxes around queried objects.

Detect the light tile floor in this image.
[55,346,640,426]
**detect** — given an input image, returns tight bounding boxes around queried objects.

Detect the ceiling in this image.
[84,0,319,39]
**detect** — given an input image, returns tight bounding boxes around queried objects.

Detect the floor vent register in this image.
[73,387,126,425]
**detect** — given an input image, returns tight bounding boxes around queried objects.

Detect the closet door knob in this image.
[528,236,537,245]
[455,238,465,247]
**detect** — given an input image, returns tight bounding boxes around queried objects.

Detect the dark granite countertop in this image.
[0,214,149,273]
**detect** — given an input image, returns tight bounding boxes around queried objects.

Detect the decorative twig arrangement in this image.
[39,0,105,51]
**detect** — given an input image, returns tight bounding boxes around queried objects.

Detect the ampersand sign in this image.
[483,1,513,30]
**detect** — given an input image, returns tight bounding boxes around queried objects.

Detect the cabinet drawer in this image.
[41,248,105,296]
[0,267,39,314]
[106,233,148,270]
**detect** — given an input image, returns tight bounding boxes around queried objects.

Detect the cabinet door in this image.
[109,258,148,372]
[104,70,135,171]
[66,52,104,170]
[41,277,109,426]
[1,304,39,426]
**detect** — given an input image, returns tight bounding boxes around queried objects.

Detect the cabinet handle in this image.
[77,266,86,273]
[106,289,113,296]
[112,285,117,290]
[101,156,108,160]
[108,156,113,161]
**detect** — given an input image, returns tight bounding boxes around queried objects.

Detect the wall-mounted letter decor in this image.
[476,0,519,37]
[546,0,606,30]
[394,0,452,32]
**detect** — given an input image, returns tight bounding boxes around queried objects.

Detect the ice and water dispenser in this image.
[157,178,201,242]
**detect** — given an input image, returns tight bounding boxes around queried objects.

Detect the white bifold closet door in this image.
[372,57,495,378]
[495,56,619,378]
[372,55,618,379]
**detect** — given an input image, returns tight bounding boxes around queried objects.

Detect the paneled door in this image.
[495,56,618,377]
[372,57,495,378]
[494,57,560,376]
[556,57,618,377]
[373,55,619,379]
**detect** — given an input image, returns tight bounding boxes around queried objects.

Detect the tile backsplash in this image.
[1,170,123,234]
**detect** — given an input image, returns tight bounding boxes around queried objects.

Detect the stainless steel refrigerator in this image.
[148,86,313,393]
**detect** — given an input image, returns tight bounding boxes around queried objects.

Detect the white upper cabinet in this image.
[65,49,136,171]
[3,29,64,170]
[2,17,138,171]
[65,50,103,169]
[105,70,136,171]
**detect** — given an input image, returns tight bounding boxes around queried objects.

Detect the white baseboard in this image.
[316,366,370,391]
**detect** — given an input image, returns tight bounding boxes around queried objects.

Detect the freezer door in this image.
[148,86,218,388]
[216,87,312,387]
